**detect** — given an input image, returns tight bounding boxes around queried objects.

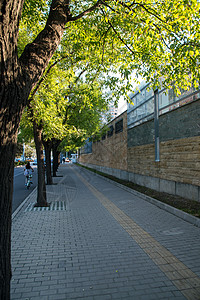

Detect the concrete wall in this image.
[79,100,200,202]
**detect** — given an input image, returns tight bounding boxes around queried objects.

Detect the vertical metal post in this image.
[154,89,160,162]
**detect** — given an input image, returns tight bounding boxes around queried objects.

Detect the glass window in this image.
[128,81,200,129]
[168,89,175,103]
[137,104,146,120]
[146,87,154,100]
[146,98,154,115]
[141,88,146,102]
[107,125,114,137]
[115,119,123,134]
[127,109,137,126]
[137,92,142,105]
[159,90,169,109]
[134,95,138,107]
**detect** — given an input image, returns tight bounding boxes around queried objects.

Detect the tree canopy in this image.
[20,0,200,95]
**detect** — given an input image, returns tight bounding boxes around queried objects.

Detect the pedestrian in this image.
[24,162,34,185]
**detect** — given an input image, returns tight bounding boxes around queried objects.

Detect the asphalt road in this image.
[13,165,37,213]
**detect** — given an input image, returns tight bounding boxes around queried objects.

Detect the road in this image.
[13,165,37,213]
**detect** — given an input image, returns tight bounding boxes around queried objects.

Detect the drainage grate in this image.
[25,201,67,212]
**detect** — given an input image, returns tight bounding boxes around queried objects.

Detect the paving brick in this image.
[48,295,68,300]
[10,293,22,300]
[21,291,40,298]
[11,164,200,300]
[30,296,48,300]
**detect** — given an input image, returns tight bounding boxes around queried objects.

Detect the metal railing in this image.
[127,83,200,129]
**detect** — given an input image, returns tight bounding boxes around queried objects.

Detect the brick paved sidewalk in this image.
[11,164,200,300]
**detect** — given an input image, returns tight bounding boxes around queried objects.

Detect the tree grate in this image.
[25,201,67,212]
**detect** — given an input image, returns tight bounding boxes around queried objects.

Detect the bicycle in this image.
[26,173,33,189]
[24,162,34,189]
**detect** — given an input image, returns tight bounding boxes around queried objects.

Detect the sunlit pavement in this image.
[11,164,200,300]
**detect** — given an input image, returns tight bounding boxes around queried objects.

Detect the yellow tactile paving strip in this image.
[75,169,200,300]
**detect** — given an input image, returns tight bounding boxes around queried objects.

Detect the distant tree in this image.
[21,63,109,206]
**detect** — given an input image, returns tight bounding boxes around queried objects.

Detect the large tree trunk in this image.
[0,141,16,300]
[43,139,53,185]
[33,121,48,207]
[0,81,24,300]
[0,1,26,298]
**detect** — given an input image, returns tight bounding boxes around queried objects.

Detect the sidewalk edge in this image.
[12,187,37,220]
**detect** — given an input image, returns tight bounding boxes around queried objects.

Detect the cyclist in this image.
[24,162,34,186]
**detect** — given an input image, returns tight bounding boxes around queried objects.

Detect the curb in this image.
[78,166,200,228]
[12,187,37,220]
[115,181,200,228]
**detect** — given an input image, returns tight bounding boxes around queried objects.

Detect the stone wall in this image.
[127,136,200,200]
[79,99,200,201]
[128,99,200,201]
[79,112,127,171]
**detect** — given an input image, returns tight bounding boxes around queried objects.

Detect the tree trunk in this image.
[0,141,16,300]
[33,121,48,207]
[43,139,53,185]
[52,140,61,177]
[0,2,25,296]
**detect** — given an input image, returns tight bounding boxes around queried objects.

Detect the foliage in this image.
[18,0,200,144]
[18,8,117,150]
[18,57,110,152]
[20,0,200,97]
[87,0,200,93]
[17,115,36,160]
[21,0,48,29]
[18,0,48,56]
[18,111,34,143]
[28,61,108,141]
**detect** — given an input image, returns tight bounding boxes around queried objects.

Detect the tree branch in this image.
[68,0,103,21]
[19,0,71,89]
[28,55,71,103]
[75,66,89,83]
[106,20,136,56]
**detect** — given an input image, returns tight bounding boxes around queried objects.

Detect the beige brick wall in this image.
[127,136,200,186]
[79,113,200,187]
[79,112,127,171]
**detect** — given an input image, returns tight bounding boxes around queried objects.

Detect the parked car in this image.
[33,159,37,165]
[27,158,34,162]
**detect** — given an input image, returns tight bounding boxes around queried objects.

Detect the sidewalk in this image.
[11,164,200,300]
